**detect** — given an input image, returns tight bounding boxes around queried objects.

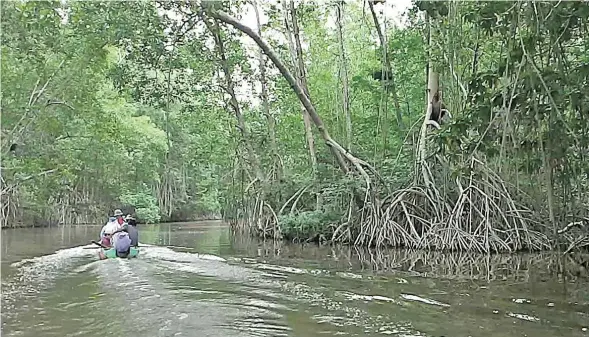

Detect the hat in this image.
[125,214,135,220]
[114,209,123,216]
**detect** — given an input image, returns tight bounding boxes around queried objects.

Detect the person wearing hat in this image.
[108,214,138,257]
[124,214,139,247]
[113,209,125,226]
[99,209,126,246]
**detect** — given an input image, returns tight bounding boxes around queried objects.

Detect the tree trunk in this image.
[418,14,438,187]
[335,1,352,151]
[253,0,280,180]
[204,8,377,183]
[368,1,404,135]
[160,65,174,218]
[282,0,318,176]
[202,17,264,182]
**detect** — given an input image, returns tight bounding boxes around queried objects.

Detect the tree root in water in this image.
[350,156,551,253]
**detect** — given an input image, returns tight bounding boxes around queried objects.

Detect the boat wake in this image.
[2,244,98,325]
[2,243,237,313]
[3,243,430,337]
[140,244,227,262]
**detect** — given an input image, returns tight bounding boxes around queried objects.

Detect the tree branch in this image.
[204,6,351,175]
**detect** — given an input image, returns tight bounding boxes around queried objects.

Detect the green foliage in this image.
[118,188,160,224]
[424,0,589,229]
[3,0,588,253]
[278,210,342,241]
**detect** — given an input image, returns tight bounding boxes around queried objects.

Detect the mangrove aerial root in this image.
[353,156,551,253]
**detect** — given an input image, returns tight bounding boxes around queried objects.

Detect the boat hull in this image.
[98,247,140,259]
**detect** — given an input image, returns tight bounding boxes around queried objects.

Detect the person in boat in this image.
[113,209,125,226]
[111,228,132,258]
[99,209,126,246]
[99,216,119,247]
[99,233,112,248]
[125,214,139,247]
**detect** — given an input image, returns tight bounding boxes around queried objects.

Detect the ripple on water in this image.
[141,245,227,262]
[3,243,431,337]
[339,292,403,305]
[399,294,450,307]
[2,245,97,321]
[277,281,425,336]
[71,251,295,337]
[507,312,540,322]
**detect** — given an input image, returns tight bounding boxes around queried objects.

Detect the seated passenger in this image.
[100,233,112,247]
[125,215,139,247]
[99,216,118,247]
[113,209,125,226]
[112,231,132,258]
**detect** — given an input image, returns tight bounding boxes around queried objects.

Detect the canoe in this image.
[98,247,140,259]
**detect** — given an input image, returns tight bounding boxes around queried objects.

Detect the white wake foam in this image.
[3,244,98,313]
[140,245,227,262]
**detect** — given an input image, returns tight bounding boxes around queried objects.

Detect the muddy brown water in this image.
[1,221,588,337]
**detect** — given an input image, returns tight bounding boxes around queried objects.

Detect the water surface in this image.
[1,221,588,337]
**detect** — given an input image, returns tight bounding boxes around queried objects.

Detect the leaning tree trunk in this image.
[204,8,382,189]
[202,17,264,182]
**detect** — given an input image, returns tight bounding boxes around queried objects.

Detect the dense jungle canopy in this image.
[2,0,589,254]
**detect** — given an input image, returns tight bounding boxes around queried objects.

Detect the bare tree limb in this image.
[204,7,352,175]
[367,1,404,131]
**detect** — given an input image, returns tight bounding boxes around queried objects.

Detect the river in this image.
[1,221,587,337]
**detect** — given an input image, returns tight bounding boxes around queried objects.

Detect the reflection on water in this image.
[1,221,588,337]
